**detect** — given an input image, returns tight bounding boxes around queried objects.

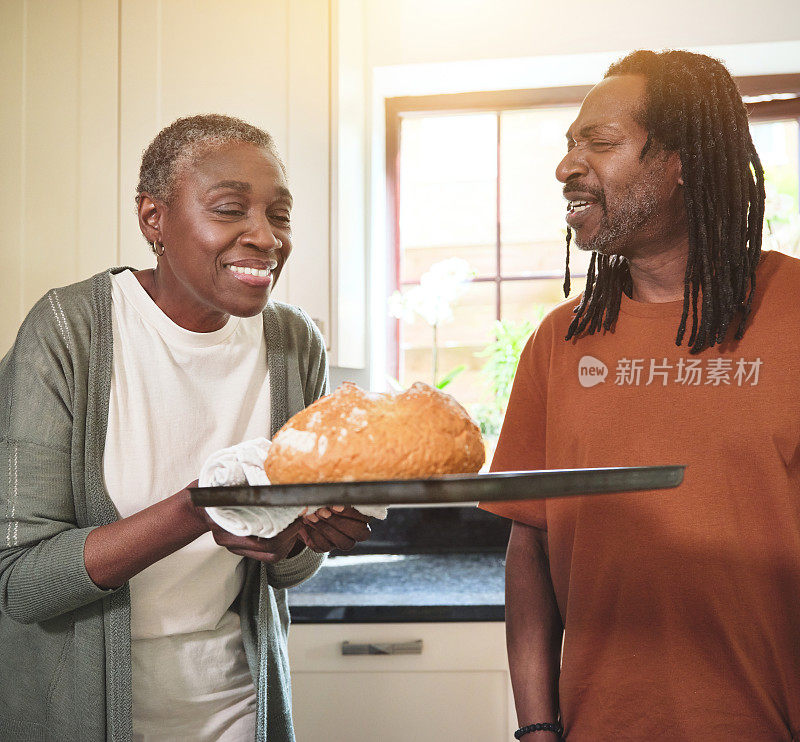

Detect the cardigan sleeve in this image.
[263,304,331,588]
[0,294,115,624]
[265,546,326,590]
[298,307,330,406]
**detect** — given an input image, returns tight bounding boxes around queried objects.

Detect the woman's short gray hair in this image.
[135,114,285,251]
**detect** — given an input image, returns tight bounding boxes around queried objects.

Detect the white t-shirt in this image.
[104,269,271,741]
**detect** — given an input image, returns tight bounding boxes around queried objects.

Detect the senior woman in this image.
[0,114,369,742]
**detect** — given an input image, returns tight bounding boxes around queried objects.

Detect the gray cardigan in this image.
[0,268,327,742]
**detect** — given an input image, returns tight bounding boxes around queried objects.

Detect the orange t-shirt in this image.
[481,250,800,741]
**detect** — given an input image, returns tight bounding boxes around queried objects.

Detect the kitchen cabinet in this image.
[289,622,516,742]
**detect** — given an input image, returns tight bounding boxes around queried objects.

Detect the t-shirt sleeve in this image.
[479,326,549,528]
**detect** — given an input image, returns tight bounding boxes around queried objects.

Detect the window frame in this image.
[386,86,591,377]
[384,74,800,378]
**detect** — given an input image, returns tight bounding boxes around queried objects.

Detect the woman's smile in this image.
[225,263,274,288]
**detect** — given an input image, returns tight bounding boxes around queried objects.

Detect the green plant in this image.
[435,364,466,390]
[471,313,543,437]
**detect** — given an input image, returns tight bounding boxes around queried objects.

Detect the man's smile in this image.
[563,187,604,229]
[565,198,601,228]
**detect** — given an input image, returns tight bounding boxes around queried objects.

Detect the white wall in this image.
[0,0,120,355]
[363,0,800,67]
[341,0,800,387]
[2,0,799,370]
[0,0,332,357]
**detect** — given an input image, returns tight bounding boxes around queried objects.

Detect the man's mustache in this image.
[562,181,604,204]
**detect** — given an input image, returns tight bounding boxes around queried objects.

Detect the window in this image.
[385,76,800,429]
[752,119,800,255]
[743,75,800,257]
[386,87,591,425]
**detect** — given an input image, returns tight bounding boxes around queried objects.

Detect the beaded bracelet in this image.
[514,721,564,739]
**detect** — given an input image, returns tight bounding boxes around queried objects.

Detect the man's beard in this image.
[573,177,661,255]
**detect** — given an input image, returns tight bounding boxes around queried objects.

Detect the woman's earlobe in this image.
[137,193,164,244]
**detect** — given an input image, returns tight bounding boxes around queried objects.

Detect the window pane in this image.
[751,119,800,257]
[501,279,577,324]
[398,281,497,408]
[399,281,497,357]
[399,114,498,282]
[499,107,592,278]
[402,346,486,412]
[502,239,592,278]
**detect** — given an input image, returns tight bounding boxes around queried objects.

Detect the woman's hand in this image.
[189,484,305,563]
[205,517,306,564]
[300,506,372,553]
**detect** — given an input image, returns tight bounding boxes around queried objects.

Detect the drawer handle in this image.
[341,640,423,656]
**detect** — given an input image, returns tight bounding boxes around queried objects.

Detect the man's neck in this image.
[625,237,690,303]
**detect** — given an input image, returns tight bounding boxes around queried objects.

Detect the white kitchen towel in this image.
[199,438,387,538]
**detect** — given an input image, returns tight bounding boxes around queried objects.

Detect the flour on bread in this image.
[265,381,485,484]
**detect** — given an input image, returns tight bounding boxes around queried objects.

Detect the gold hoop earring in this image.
[154,241,165,256]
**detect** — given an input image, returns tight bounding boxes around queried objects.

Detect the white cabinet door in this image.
[292,670,509,741]
[289,622,516,742]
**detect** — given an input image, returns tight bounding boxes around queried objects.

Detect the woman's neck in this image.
[132,267,229,332]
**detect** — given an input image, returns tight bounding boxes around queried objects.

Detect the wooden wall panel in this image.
[118,0,294,291]
[285,0,331,340]
[0,0,25,355]
[78,0,120,277]
[118,0,162,271]
[23,0,81,307]
[2,0,333,356]
[0,0,119,355]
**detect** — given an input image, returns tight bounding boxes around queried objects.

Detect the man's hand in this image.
[506,522,563,736]
[300,506,372,552]
[518,731,561,741]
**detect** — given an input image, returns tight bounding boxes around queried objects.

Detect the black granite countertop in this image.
[288,552,506,623]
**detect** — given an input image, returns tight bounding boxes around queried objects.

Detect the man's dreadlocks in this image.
[563,49,765,353]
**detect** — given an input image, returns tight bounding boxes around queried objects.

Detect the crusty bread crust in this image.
[265,381,485,483]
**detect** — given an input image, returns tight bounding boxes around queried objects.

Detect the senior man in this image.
[482,50,800,741]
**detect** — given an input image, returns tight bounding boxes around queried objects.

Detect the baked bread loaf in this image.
[265,381,485,483]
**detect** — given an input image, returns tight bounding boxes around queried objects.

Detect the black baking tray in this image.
[189,465,684,507]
